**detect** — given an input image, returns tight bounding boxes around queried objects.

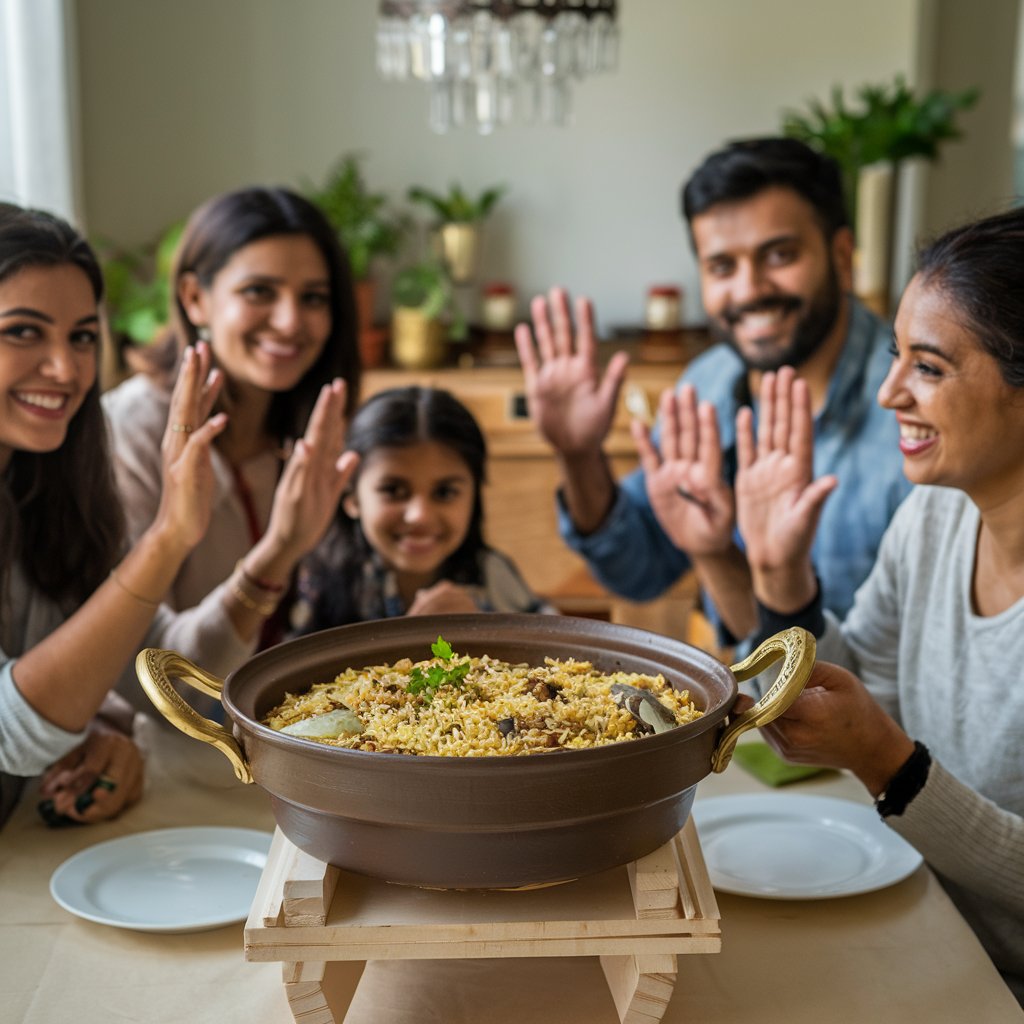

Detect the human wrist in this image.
[857,732,921,803]
[751,562,818,615]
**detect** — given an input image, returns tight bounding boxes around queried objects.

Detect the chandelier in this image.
[376,1,619,134]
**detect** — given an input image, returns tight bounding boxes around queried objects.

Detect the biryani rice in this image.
[263,652,703,756]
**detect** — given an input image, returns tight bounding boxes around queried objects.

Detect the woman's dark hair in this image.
[0,203,124,608]
[681,137,849,239]
[302,387,488,628]
[150,186,360,436]
[915,205,1024,389]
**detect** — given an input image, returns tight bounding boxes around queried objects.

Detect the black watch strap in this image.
[875,740,931,818]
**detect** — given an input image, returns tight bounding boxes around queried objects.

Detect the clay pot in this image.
[137,614,813,889]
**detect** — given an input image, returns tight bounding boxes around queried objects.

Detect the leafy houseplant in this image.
[406,182,506,224]
[782,76,979,226]
[391,260,465,370]
[306,154,408,366]
[307,154,406,281]
[407,182,506,284]
[99,221,184,348]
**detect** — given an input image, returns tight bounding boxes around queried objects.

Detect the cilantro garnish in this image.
[407,635,471,702]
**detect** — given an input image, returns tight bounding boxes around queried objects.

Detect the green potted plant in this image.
[782,76,979,227]
[782,75,978,313]
[97,220,184,379]
[390,260,465,370]
[306,153,408,367]
[407,182,506,283]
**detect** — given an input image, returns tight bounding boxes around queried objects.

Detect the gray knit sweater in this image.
[817,485,1024,1002]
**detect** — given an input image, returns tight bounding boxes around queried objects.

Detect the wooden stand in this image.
[245,819,720,1024]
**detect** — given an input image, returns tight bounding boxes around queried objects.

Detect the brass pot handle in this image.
[135,648,253,784]
[710,626,816,773]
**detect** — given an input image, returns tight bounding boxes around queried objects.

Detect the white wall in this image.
[75,0,923,328]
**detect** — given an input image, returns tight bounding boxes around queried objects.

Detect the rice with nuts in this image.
[263,652,703,756]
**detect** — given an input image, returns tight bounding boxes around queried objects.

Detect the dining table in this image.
[2,712,1021,1024]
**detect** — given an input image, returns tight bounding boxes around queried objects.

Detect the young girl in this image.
[0,203,243,827]
[103,186,360,666]
[293,386,553,632]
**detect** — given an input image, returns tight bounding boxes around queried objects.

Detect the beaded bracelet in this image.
[109,570,161,608]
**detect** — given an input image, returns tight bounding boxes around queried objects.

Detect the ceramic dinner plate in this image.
[691,794,923,899]
[50,826,273,932]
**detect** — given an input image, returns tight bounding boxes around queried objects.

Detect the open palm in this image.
[635,385,734,556]
[514,288,628,457]
[735,368,837,576]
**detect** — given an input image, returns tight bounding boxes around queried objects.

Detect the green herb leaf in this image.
[407,635,468,702]
[431,636,453,661]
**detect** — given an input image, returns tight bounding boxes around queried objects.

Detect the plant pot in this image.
[391,306,447,369]
[433,222,479,283]
[353,278,389,368]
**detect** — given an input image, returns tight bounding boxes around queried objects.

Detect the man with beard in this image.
[515,137,911,644]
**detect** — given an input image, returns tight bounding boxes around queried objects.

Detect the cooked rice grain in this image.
[263,653,702,756]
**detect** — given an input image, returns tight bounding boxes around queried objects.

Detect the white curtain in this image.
[0,0,80,223]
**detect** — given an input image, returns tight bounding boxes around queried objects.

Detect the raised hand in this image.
[633,384,735,556]
[153,343,228,553]
[259,379,360,568]
[735,367,837,611]
[514,287,629,458]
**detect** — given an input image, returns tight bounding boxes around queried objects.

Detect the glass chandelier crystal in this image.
[376,1,619,134]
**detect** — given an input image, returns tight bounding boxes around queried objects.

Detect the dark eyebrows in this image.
[700,233,799,265]
[908,342,955,363]
[755,234,800,256]
[237,274,330,289]
[0,306,53,322]
[0,307,98,326]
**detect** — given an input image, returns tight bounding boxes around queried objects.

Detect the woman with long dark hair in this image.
[293,386,552,632]
[0,203,229,826]
[103,187,361,661]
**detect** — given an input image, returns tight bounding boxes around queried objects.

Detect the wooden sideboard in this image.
[362,344,711,643]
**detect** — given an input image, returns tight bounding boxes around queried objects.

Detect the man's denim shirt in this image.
[558,298,912,635]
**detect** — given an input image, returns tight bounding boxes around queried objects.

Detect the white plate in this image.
[691,794,923,899]
[50,826,273,932]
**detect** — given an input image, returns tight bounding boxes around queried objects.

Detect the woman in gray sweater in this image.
[676,208,1024,1002]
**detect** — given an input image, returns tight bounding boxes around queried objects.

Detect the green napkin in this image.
[732,741,830,787]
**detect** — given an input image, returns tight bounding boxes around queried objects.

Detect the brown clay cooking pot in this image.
[137,614,814,889]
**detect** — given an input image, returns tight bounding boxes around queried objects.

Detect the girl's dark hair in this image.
[682,137,849,239]
[0,203,124,608]
[149,186,360,436]
[303,387,489,628]
[916,205,1024,389]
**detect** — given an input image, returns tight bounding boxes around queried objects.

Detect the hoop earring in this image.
[197,325,212,343]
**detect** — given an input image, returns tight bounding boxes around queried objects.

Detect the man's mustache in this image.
[721,296,801,325]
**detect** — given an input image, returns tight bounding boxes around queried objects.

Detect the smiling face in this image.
[343,440,476,594]
[179,233,332,394]
[691,186,851,372]
[0,263,99,471]
[880,274,1024,499]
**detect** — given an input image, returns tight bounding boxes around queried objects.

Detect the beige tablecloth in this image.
[1,718,1021,1024]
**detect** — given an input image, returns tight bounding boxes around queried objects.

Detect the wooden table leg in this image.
[283,960,366,1024]
[600,952,678,1023]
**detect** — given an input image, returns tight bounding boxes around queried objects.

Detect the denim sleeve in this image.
[556,466,691,601]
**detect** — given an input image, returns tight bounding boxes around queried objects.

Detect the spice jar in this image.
[481,282,517,332]
[645,285,682,331]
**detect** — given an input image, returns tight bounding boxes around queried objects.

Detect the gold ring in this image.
[170,423,194,433]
